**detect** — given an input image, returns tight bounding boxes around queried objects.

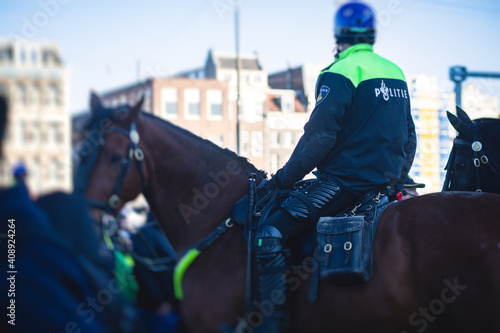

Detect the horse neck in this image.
[141,118,263,252]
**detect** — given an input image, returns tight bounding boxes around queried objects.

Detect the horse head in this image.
[75,92,150,221]
[443,106,500,193]
[77,91,264,250]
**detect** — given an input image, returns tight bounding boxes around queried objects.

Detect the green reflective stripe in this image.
[174,249,201,300]
[349,27,368,32]
[103,234,114,250]
[124,253,135,268]
[323,43,406,87]
[258,239,262,246]
[114,250,138,303]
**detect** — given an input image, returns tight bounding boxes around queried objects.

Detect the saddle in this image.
[231,179,393,286]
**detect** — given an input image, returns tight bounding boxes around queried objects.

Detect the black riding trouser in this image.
[261,180,358,239]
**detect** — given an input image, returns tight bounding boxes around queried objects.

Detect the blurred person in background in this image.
[12,162,27,187]
[0,95,139,332]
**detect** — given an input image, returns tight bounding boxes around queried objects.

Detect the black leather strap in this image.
[288,191,319,223]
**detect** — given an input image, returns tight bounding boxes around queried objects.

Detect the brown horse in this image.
[79,93,500,333]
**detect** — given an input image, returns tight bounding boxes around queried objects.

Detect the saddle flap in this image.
[317,216,364,234]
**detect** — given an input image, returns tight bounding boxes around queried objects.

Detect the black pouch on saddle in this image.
[316,194,390,284]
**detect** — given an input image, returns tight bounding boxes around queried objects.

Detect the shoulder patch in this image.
[316,85,330,106]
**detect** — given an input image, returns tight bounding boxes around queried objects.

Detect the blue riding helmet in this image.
[334,1,376,45]
[13,162,27,178]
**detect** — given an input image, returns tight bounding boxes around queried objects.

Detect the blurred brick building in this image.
[0,40,71,194]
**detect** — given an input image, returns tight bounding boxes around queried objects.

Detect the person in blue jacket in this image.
[252,2,416,332]
[0,95,139,332]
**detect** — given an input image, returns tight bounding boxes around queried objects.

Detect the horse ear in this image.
[456,106,472,124]
[447,110,473,137]
[119,95,143,127]
[133,94,145,111]
[90,91,103,114]
[447,110,465,132]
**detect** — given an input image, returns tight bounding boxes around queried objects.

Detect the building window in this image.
[271,154,280,173]
[49,121,63,144]
[271,131,281,146]
[241,131,250,156]
[16,84,27,104]
[0,47,13,63]
[207,89,223,118]
[162,88,178,117]
[20,49,26,64]
[31,85,40,105]
[42,51,50,65]
[166,101,178,116]
[254,75,261,84]
[251,131,263,157]
[188,102,200,116]
[31,50,37,65]
[18,121,27,143]
[32,121,40,143]
[210,103,222,117]
[185,89,201,118]
[283,131,294,147]
[282,96,294,113]
[46,84,59,105]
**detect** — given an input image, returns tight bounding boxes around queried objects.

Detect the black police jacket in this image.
[275,44,416,196]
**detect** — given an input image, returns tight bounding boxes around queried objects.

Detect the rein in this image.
[76,114,239,292]
[173,218,235,300]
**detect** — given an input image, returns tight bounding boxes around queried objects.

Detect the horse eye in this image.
[109,154,122,165]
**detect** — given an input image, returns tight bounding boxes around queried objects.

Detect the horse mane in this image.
[474,117,500,125]
[140,112,265,176]
[81,105,266,176]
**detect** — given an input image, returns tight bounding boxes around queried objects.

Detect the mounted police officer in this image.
[253,1,416,331]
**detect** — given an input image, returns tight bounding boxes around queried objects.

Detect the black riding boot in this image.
[254,225,289,333]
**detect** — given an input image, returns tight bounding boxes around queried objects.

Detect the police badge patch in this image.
[316,85,330,106]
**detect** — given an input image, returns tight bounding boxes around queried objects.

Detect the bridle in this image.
[443,123,500,192]
[75,120,147,216]
[74,110,239,297]
[75,115,181,273]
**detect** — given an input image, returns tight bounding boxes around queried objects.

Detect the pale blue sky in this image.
[2,0,500,112]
